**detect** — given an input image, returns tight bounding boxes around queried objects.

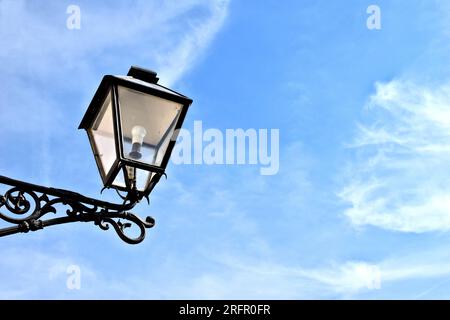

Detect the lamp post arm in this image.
[0,175,155,244]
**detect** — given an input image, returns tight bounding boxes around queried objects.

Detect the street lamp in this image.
[0,66,192,244]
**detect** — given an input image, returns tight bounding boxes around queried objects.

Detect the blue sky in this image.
[1,0,450,299]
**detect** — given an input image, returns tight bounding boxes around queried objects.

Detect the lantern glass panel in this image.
[89,90,117,179]
[117,86,183,168]
[112,169,126,188]
[124,166,155,191]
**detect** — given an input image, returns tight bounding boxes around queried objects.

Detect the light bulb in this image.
[129,125,147,160]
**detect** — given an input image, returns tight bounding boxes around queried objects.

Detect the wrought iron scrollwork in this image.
[0,175,155,244]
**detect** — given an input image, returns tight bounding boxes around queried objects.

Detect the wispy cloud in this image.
[189,256,382,299]
[154,0,230,85]
[183,245,450,299]
[0,0,229,85]
[339,79,450,233]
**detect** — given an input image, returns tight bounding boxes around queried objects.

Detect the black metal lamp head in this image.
[79,66,192,198]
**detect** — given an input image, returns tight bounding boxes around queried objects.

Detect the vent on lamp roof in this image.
[127,66,159,84]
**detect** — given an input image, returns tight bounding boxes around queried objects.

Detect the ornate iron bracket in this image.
[0,175,155,244]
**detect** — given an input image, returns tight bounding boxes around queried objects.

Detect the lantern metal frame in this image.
[0,66,192,244]
[79,66,192,198]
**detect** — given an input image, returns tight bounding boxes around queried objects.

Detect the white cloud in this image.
[0,0,230,85]
[339,79,450,233]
